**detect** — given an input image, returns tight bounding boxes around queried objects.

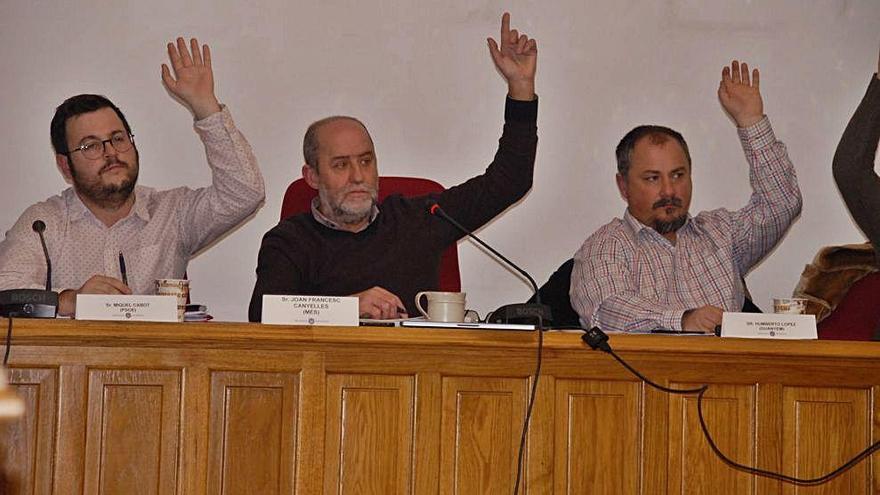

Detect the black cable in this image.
[512,315,543,495]
[695,387,880,486]
[607,348,707,395]
[428,203,544,495]
[581,326,880,487]
[3,316,12,366]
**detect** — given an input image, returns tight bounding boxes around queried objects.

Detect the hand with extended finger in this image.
[161,37,222,120]
[352,286,408,320]
[58,275,132,316]
[681,305,723,333]
[487,12,537,101]
[718,60,764,128]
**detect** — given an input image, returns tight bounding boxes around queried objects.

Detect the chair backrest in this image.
[816,271,880,341]
[279,176,462,292]
[527,259,581,327]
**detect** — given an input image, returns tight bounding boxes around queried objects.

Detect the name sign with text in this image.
[262,295,358,326]
[721,312,817,340]
[75,295,178,322]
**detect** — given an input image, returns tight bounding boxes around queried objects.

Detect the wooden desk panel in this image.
[0,319,877,494]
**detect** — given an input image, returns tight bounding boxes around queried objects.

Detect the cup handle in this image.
[414,292,430,319]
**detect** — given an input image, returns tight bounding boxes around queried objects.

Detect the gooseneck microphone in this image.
[426,201,546,495]
[32,220,51,291]
[428,202,543,306]
[0,219,58,319]
[1,219,59,365]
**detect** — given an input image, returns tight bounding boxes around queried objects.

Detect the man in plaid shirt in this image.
[570,60,802,333]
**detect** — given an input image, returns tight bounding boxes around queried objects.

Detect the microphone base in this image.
[0,289,59,318]
[487,303,551,327]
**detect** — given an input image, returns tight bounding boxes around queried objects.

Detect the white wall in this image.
[1,1,878,321]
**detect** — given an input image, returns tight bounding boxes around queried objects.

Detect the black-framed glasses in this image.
[68,131,135,159]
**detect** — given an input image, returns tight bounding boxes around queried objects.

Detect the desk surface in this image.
[6,317,880,357]
[1,318,878,494]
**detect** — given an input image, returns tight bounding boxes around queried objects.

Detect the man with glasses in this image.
[0,38,265,316]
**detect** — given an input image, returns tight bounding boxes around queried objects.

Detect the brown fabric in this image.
[793,243,878,322]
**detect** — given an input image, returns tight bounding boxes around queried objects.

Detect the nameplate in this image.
[261,295,358,326]
[721,312,817,340]
[75,295,178,322]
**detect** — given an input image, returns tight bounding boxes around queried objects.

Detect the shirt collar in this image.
[310,197,379,233]
[130,186,151,221]
[64,186,151,224]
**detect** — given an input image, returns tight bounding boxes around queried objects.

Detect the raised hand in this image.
[718,60,764,128]
[162,37,222,120]
[487,12,537,101]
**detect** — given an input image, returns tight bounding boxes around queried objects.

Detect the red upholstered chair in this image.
[279,176,462,292]
[816,271,880,341]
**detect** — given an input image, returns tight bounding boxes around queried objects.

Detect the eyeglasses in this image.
[68,132,135,159]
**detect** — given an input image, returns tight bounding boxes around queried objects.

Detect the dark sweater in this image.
[249,97,538,322]
[833,75,880,249]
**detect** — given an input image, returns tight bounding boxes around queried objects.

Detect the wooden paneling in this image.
[0,319,877,495]
[782,386,872,495]
[553,379,641,494]
[668,383,757,495]
[206,371,299,495]
[54,364,86,493]
[439,376,528,495]
[324,374,414,495]
[82,369,181,495]
[412,372,442,495]
[1,368,57,495]
[756,383,784,495]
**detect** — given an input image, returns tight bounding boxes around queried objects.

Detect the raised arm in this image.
[159,37,265,256]
[832,49,880,248]
[428,13,539,245]
[718,60,801,272]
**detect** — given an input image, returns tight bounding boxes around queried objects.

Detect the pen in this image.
[118,252,128,286]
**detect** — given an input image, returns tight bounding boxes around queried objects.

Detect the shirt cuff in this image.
[737,115,775,154]
[193,104,232,133]
[662,309,687,332]
[505,95,538,123]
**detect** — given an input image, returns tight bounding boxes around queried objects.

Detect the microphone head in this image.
[32,220,46,233]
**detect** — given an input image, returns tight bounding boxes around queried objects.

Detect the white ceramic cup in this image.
[156,279,190,322]
[773,297,807,315]
[415,291,466,322]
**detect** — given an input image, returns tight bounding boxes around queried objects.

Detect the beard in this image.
[651,196,688,234]
[653,215,688,234]
[70,153,139,209]
[317,181,379,226]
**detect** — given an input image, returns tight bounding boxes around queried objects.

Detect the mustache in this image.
[343,184,377,196]
[99,157,129,174]
[653,197,683,209]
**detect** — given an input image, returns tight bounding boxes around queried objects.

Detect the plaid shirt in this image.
[570,117,802,332]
